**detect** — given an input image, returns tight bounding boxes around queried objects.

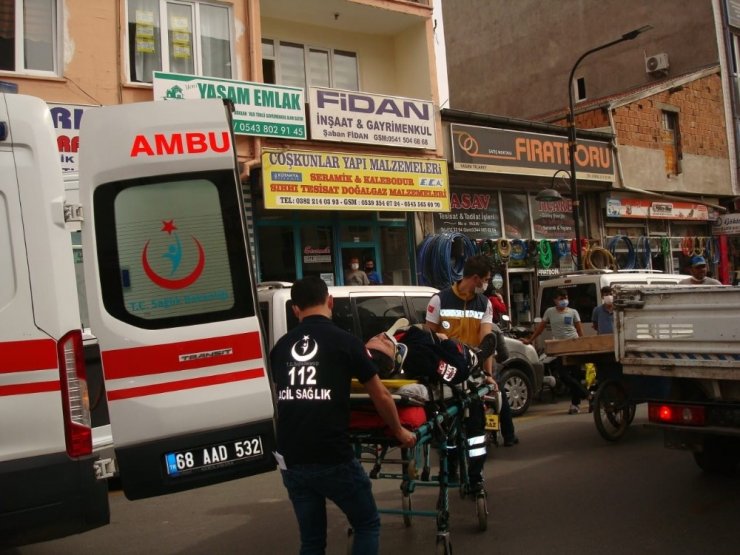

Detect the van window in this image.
[283,297,353,336]
[93,171,254,329]
[541,284,597,324]
[408,295,434,324]
[354,295,405,341]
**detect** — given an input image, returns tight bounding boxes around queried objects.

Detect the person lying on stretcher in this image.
[364,318,499,391]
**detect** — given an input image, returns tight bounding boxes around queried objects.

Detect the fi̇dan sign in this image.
[262,149,449,212]
[309,88,436,149]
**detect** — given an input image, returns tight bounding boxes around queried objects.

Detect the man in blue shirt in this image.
[591,286,615,335]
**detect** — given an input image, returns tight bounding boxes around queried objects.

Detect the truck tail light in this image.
[648,402,706,427]
[57,330,92,457]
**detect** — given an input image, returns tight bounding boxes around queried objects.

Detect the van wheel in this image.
[693,438,740,475]
[500,368,532,417]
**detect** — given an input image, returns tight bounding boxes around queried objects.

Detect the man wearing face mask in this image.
[426,255,514,494]
[592,286,615,335]
[523,289,587,414]
[345,256,370,285]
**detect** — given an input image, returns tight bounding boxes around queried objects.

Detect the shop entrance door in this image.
[340,246,378,285]
[507,269,536,327]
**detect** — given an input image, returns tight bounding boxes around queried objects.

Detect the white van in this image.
[258,282,544,416]
[534,269,685,347]
[1,93,276,546]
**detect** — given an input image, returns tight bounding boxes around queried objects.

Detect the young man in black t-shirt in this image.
[270,277,415,555]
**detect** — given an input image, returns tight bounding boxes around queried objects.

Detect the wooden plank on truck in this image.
[545,334,614,356]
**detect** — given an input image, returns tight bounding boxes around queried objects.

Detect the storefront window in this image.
[433,187,501,239]
[257,226,296,282]
[501,192,531,239]
[530,195,574,240]
[380,226,411,285]
[340,224,372,243]
[301,225,333,281]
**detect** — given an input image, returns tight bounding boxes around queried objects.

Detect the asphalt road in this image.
[9,399,740,555]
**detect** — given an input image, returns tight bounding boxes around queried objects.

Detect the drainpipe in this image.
[606,103,727,212]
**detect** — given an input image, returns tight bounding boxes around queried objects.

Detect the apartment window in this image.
[262,38,359,92]
[576,77,587,101]
[127,0,232,83]
[661,109,682,175]
[0,0,58,74]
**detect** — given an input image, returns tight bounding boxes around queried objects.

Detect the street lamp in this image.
[535,169,570,203]
[567,25,652,270]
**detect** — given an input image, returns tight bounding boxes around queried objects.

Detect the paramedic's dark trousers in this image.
[281,458,380,555]
[448,398,487,487]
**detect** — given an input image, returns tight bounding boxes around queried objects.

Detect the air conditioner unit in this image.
[645,53,669,74]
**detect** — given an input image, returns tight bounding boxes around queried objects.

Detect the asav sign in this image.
[153,72,306,139]
[262,149,448,212]
[309,87,436,149]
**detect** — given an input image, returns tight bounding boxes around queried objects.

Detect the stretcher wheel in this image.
[593,379,633,442]
[435,533,453,555]
[476,493,488,531]
[402,493,412,527]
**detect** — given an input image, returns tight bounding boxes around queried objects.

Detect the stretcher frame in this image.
[348,379,496,554]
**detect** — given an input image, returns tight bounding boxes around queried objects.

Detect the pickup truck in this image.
[615,285,740,474]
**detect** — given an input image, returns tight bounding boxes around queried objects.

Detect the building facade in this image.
[2,0,443,287]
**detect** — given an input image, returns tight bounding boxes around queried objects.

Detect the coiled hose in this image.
[607,235,636,269]
[538,240,553,268]
[584,246,615,270]
[416,233,478,289]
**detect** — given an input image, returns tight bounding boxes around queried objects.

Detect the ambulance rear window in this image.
[93,170,254,329]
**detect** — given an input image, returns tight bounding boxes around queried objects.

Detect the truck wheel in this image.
[501,368,532,417]
[593,379,631,442]
[693,438,740,475]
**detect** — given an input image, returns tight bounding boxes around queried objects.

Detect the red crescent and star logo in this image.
[141,219,205,290]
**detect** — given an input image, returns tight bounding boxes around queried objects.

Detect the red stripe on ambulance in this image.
[0,338,57,373]
[130,131,231,157]
[0,381,60,397]
[107,368,265,401]
[101,331,263,380]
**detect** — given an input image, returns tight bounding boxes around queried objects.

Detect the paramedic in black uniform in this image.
[270,277,416,555]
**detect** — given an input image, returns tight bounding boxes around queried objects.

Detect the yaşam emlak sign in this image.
[450,123,614,181]
[262,149,449,212]
[309,87,436,149]
[153,71,306,139]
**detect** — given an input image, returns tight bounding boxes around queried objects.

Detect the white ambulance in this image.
[0,93,276,547]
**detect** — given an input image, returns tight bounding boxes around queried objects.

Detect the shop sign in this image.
[303,246,332,263]
[606,197,710,220]
[153,72,306,139]
[712,212,740,235]
[531,197,575,239]
[262,149,449,212]
[450,123,614,181]
[309,88,436,149]
[432,188,500,238]
[48,103,97,174]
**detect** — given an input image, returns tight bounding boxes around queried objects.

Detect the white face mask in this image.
[351,263,359,270]
[557,299,569,308]
[475,280,489,295]
[603,295,614,305]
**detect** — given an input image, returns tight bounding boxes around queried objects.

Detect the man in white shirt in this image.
[679,256,722,285]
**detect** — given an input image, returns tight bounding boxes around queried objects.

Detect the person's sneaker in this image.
[503,436,519,447]
[568,404,580,414]
[469,481,486,497]
[476,333,497,361]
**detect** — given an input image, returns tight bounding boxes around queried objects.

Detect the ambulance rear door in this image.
[79,99,275,500]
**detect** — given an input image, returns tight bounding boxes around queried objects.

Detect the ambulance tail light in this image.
[648,402,706,427]
[58,329,92,457]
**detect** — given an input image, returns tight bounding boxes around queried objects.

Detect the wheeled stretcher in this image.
[348,377,499,554]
